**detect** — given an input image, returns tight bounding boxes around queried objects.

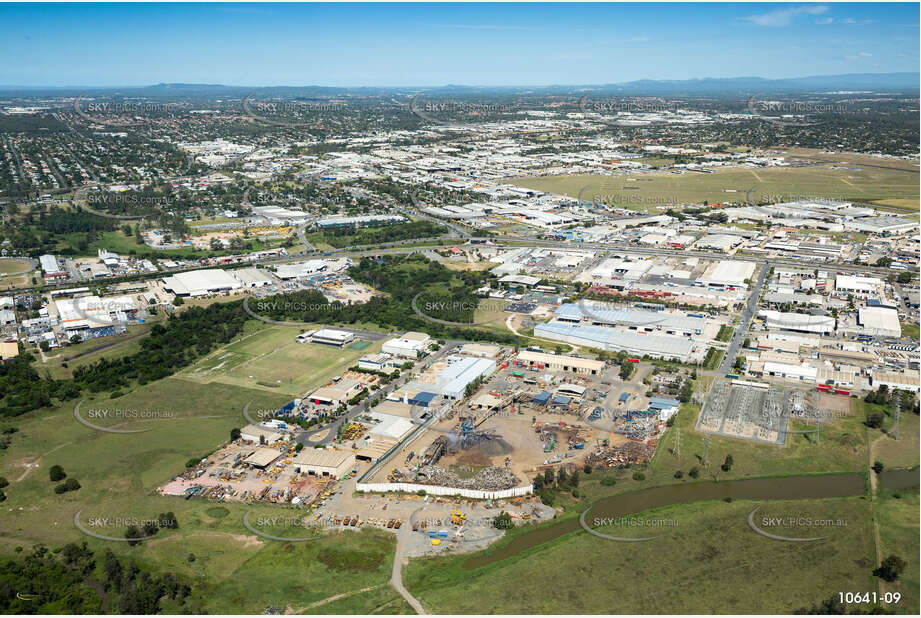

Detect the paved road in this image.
[296,341,460,446]
[720,263,769,374]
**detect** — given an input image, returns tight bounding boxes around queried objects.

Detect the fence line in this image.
[355,482,533,500]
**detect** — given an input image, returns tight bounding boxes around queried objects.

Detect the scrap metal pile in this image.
[585,441,656,468]
[415,464,521,491]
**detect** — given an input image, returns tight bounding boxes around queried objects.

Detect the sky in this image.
[0,2,918,87]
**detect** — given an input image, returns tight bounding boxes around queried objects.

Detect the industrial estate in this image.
[0,3,918,616]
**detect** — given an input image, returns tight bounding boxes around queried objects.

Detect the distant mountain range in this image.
[0,72,917,97]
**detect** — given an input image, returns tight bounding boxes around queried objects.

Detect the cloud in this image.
[743,4,829,27]
[815,17,834,25]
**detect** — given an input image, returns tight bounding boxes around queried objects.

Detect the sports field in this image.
[506,151,919,213]
[179,322,383,396]
[0,257,35,289]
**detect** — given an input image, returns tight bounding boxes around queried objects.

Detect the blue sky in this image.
[1,3,917,87]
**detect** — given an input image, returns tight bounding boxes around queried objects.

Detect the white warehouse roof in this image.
[162,269,242,296]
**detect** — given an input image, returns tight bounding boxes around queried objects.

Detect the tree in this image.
[0,477,8,488]
[873,555,906,582]
[600,476,617,486]
[632,471,646,481]
[556,468,568,486]
[49,465,66,482]
[897,271,912,284]
[674,470,684,479]
[871,460,885,474]
[492,511,514,529]
[865,412,884,429]
[63,478,81,492]
[173,296,184,306]
[688,466,700,479]
[230,427,241,441]
[125,525,144,546]
[543,468,554,486]
[569,470,580,488]
[721,455,734,472]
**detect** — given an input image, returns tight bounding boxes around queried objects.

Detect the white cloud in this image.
[815,17,834,25]
[743,5,829,27]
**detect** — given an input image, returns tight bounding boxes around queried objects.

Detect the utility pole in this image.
[892,390,902,440]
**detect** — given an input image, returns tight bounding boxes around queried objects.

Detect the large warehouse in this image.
[413,355,497,399]
[696,260,756,289]
[857,306,901,338]
[292,450,356,478]
[758,310,835,335]
[554,302,706,337]
[534,322,696,362]
[516,350,605,375]
[835,275,883,297]
[162,269,242,296]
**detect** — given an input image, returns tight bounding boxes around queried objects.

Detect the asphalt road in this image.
[720,263,769,374]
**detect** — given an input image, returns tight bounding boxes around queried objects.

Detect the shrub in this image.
[871,461,885,474]
[688,466,700,479]
[63,478,81,492]
[600,476,617,486]
[632,471,646,481]
[0,477,8,488]
[49,465,66,482]
[674,470,684,479]
[873,555,906,582]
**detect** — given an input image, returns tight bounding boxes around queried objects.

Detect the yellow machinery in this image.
[450,510,466,525]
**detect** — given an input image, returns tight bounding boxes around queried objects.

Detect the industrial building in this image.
[554,302,706,337]
[162,269,243,296]
[274,260,327,280]
[240,423,286,444]
[232,267,275,288]
[696,260,756,289]
[382,332,431,358]
[516,350,605,374]
[857,306,902,338]
[835,275,883,297]
[758,310,835,335]
[413,355,497,399]
[310,328,355,347]
[316,214,405,228]
[292,450,356,478]
[534,322,696,362]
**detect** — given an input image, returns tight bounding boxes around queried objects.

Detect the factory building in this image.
[310,328,355,347]
[516,350,605,375]
[857,306,902,338]
[162,269,243,296]
[382,332,431,358]
[534,322,696,362]
[758,310,835,335]
[554,302,706,337]
[696,260,756,289]
[292,450,356,478]
[835,275,883,298]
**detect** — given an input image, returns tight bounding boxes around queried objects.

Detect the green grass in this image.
[33,322,155,379]
[901,322,919,340]
[178,322,383,396]
[716,324,733,342]
[404,497,877,613]
[0,258,33,275]
[301,585,412,614]
[643,400,867,487]
[505,157,919,213]
[876,489,920,614]
[204,528,396,614]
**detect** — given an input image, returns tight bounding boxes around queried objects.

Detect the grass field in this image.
[0,257,34,290]
[179,322,383,396]
[404,497,878,613]
[35,322,155,380]
[876,490,920,614]
[505,152,919,213]
[901,322,920,340]
[640,399,867,489]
